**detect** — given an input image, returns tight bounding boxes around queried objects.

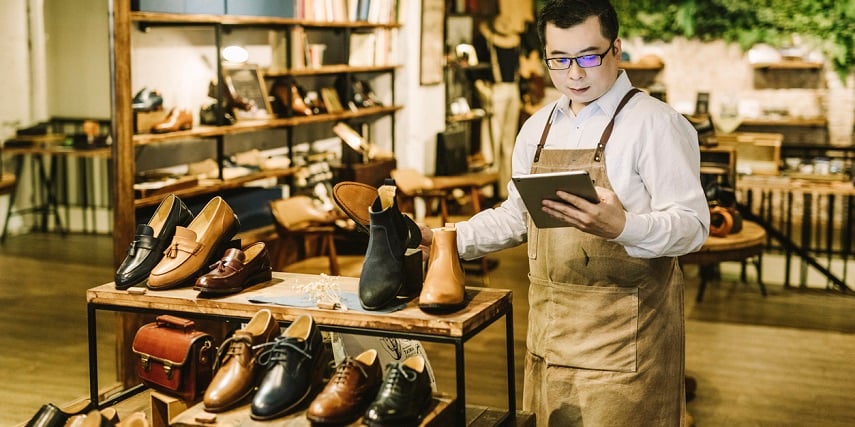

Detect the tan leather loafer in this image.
[306,349,383,425]
[203,309,280,413]
[419,223,467,313]
[148,196,240,290]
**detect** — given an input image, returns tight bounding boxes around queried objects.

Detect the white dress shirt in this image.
[456,71,710,260]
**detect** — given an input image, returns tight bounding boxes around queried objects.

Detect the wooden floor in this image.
[2,232,855,426]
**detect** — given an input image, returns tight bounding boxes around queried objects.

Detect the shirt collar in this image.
[554,70,633,121]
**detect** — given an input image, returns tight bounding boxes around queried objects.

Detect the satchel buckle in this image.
[163,361,174,379]
[140,355,150,372]
[199,339,213,365]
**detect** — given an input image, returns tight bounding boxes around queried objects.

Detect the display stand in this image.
[87,272,516,426]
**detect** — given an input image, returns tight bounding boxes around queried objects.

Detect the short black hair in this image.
[536,0,619,49]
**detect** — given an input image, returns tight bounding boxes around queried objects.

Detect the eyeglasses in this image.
[544,42,615,70]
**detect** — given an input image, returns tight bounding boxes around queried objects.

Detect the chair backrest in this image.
[268,195,335,233]
[390,169,434,196]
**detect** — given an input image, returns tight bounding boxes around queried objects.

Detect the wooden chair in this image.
[1,173,17,242]
[268,196,342,276]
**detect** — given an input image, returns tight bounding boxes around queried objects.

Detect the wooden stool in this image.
[679,220,767,302]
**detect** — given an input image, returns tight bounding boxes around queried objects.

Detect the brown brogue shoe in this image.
[148,196,240,290]
[307,349,383,425]
[419,223,467,313]
[194,242,272,294]
[203,309,280,412]
[151,108,192,133]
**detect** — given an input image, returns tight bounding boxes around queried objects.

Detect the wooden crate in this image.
[713,132,783,176]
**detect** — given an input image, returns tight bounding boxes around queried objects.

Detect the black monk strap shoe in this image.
[115,194,193,289]
[250,314,329,420]
[363,355,433,427]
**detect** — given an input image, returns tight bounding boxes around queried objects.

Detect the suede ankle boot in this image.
[419,223,467,313]
[358,180,421,310]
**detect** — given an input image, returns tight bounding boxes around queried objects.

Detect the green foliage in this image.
[612,0,855,82]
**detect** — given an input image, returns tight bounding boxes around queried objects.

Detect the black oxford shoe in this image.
[363,355,433,427]
[251,314,329,420]
[115,194,193,289]
[26,400,92,427]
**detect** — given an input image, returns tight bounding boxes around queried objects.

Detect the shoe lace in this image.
[212,334,253,371]
[256,337,313,374]
[381,363,416,395]
[333,358,367,384]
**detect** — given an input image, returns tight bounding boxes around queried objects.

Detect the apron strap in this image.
[533,103,558,164]
[593,88,641,162]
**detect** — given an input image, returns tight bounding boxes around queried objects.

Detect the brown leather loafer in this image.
[419,223,467,313]
[148,196,240,290]
[203,309,280,413]
[332,181,376,233]
[194,242,272,294]
[306,349,383,425]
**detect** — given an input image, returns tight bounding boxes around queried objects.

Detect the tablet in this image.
[512,170,599,228]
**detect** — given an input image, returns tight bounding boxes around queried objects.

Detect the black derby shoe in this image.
[115,194,193,289]
[363,356,433,427]
[251,314,329,420]
[26,400,92,427]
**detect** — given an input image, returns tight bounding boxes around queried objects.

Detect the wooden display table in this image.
[86,273,516,426]
[679,220,767,302]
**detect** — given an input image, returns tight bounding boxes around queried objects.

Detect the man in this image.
[419,0,709,425]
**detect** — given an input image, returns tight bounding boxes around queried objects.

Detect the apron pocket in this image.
[529,276,638,373]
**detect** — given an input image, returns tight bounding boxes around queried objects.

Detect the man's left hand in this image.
[541,186,626,239]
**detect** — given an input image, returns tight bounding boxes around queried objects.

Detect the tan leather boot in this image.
[419,223,467,313]
[203,309,280,412]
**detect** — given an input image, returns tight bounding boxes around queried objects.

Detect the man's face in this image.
[544,16,621,114]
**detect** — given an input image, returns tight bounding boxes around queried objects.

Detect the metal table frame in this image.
[87,279,516,425]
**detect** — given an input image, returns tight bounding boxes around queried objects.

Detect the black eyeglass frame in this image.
[544,41,616,70]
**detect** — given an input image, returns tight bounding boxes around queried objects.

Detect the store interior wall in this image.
[1,2,853,238]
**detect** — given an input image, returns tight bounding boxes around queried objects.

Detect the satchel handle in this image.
[155,314,195,331]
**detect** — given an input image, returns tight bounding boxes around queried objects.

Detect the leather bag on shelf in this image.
[131,314,215,401]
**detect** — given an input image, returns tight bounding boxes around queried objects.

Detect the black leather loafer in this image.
[251,314,329,420]
[115,194,193,289]
[363,356,433,427]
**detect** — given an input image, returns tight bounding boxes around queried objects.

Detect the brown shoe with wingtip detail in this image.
[307,349,383,425]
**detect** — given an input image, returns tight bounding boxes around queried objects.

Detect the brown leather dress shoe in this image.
[306,349,383,425]
[419,223,467,313]
[194,242,272,294]
[148,196,240,290]
[151,108,193,133]
[203,309,280,412]
[332,181,377,233]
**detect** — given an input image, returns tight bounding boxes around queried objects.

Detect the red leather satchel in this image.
[131,314,215,401]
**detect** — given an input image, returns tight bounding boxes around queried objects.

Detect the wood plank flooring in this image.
[2,232,855,426]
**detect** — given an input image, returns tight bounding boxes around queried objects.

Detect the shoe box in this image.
[132,0,296,18]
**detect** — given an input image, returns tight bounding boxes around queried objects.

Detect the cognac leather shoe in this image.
[203,309,280,412]
[75,409,120,427]
[151,108,193,133]
[332,181,376,233]
[26,400,92,427]
[419,223,467,313]
[359,180,423,310]
[306,349,383,425]
[251,314,329,420]
[148,196,240,290]
[363,355,433,427]
[115,194,194,289]
[194,242,272,294]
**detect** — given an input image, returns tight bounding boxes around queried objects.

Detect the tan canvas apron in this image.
[522,89,686,426]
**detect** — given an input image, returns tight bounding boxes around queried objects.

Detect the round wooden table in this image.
[679,220,767,302]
